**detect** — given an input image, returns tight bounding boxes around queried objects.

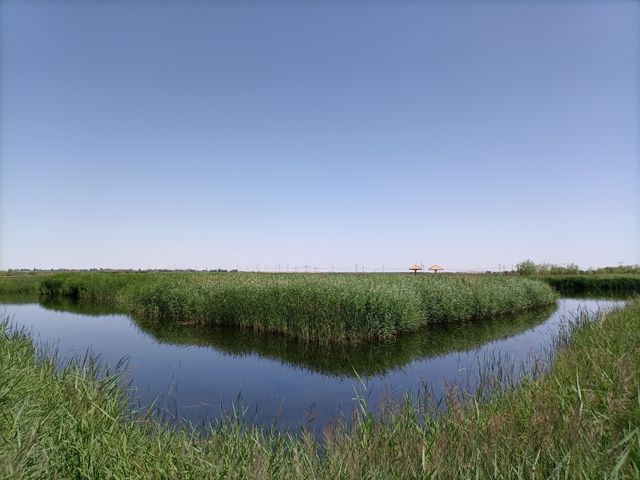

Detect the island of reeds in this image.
[0,271,557,342]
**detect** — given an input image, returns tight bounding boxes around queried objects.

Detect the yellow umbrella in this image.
[429,265,443,273]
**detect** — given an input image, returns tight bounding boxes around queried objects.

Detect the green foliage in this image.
[513,261,640,276]
[516,259,537,275]
[541,274,640,295]
[0,272,557,343]
[594,265,640,275]
[1,299,638,478]
[511,260,640,294]
[0,274,45,295]
[545,262,580,274]
[134,304,555,378]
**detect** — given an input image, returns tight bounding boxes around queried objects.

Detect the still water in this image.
[0,296,623,430]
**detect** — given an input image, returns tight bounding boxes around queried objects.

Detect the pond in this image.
[0,296,624,431]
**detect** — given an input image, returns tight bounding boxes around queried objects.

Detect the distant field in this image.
[0,272,557,342]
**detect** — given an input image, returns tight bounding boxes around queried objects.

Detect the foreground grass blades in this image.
[0,272,557,342]
[0,298,638,478]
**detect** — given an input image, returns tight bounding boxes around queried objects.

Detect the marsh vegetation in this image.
[0,271,557,342]
[0,297,637,478]
[1,271,636,478]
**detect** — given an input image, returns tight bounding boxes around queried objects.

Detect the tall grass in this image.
[1,298,638,478]
[134,303,555,378]
[4,272,557,342]
[0,272,557,342]
[0,274,46,295]
[540,274,640,295]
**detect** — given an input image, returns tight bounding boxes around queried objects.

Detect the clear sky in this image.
[1,0,638,271]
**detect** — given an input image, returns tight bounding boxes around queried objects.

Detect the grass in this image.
[0,297,638,478]
[0,271,557,342]
[134,303,555,378]
[538,274,640,295]
[0,274,52,295]
[1,294,555,378]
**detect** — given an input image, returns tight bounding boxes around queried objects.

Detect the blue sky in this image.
[1,0,638,271]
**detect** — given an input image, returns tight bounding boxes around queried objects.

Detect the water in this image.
[0,296,624,430]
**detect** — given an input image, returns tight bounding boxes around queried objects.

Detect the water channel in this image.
[0,296,624,430]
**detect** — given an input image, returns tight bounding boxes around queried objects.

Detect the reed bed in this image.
[540,274,640,295]
[135,304,555,378]
[0,274,48,295]
[1,298,638,478]
[0,272,557,342]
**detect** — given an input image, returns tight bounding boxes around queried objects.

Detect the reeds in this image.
[540,274,640,295]
[1,298,638,478]
[3,272,558,342]
[1,272,557,342]
[134,303,556,378]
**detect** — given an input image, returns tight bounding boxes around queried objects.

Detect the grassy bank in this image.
[0,272,556,342]
[1,299,638,478]
[539,274,640,295]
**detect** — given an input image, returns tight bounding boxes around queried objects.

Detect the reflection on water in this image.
[135,305,557,378]
[0,295,624,430]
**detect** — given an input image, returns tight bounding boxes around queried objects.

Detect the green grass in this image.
[0,274,52,295]
[134,304,555,378]
[2,295,555,377]
[539,274,640,295]
[0,272,557,342]
[1,298,638,478]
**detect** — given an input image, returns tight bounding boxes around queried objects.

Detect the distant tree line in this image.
[515,260,640,275]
